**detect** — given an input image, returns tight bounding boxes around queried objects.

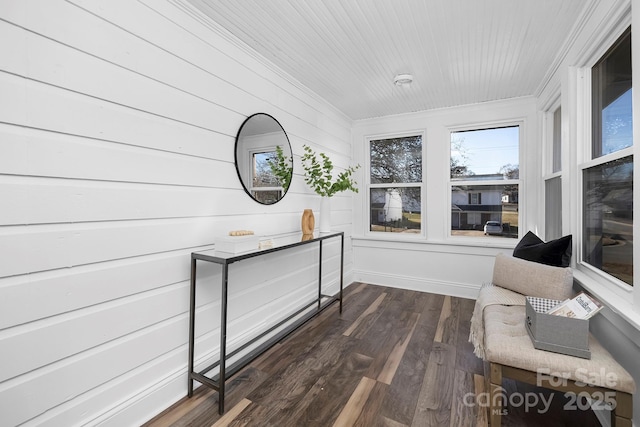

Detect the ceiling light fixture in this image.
[394,73,413,87]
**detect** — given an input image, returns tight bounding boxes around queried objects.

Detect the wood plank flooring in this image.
[144,283,601,427]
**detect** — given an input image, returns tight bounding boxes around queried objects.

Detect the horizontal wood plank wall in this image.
[0,0,354,425]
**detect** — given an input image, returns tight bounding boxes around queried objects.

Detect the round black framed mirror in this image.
[234,113,293,205]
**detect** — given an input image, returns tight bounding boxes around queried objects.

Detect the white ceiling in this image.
[187,0,592,120]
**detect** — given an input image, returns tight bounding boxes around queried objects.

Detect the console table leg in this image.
[339,234,344,314]
[187,257,197,397]
[219,263,229,414]
[318,240,323,310]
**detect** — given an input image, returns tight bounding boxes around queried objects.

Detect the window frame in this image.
[578,146,634,292]
[578,26,633,292]
[447,121,524,243]
[248,148,285,202]
[571,20,639,328]
[365,130,426,238]
[542,97,563,241]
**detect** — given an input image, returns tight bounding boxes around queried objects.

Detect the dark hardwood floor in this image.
[144,283,601,427]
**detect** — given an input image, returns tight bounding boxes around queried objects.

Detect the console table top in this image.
[192,231,344,264]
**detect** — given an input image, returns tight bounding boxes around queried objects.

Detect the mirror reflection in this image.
[235,113,293,204]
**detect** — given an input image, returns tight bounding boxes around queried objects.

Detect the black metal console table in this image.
[187,231,344,414]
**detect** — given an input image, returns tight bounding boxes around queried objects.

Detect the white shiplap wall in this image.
[0,0,354,425]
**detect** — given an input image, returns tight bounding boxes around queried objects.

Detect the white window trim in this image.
[542,96,562,180]
[538,96,563,240]
[447,120,524,246]
[364,130,426,239]
[248,147,286,195]
[568,15,639,328]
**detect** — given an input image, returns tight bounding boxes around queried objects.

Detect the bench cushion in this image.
[484,304,636,394]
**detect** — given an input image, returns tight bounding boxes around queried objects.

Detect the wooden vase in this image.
[301,209,315,235]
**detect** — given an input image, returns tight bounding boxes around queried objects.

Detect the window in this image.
[545,177,562,240]
[592,28,633,158]
[251,150,283,204]
[552,107,562,173]
[450,126,520,238]
[583,157,633,284]
[582,27,632,287]
[369,134,422,233]
[545,106,563,240]
[469,193,481,204]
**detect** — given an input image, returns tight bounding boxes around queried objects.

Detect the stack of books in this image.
[546,292,603,319]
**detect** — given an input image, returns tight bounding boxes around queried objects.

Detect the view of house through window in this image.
[584,27,633,286]
[450,126,520,238]
[369,135,422,233]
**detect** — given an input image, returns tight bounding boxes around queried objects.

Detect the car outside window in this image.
[450,126,520,239]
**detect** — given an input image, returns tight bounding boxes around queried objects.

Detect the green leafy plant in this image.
[266,145,293,191]
[301,145,360,197]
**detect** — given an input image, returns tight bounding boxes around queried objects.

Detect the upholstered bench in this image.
[470,254,636,427]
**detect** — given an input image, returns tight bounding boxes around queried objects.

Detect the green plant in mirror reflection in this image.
[266,145,293,191]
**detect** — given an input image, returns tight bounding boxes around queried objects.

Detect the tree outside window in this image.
[251,151,283,204]
[369,135,422,233]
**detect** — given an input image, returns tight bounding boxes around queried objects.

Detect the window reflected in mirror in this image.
[235,114,293,205]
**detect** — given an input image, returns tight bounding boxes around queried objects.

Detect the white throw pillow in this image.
[491,253,573,300]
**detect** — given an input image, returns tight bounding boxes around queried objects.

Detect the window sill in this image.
[354,233,517,249]
[573,269,640,332]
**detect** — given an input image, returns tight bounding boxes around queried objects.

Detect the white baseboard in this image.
[352,269,480,300]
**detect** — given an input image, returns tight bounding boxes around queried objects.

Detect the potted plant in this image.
[301,144,360,231]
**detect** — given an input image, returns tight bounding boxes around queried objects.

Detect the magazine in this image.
[547,292,603,319]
